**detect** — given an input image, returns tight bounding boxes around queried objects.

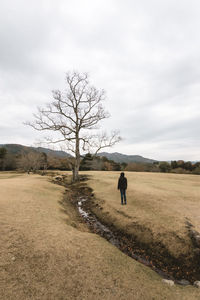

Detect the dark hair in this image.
[120,172,125,177]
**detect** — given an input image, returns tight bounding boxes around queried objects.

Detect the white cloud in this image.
[0,0,200,160]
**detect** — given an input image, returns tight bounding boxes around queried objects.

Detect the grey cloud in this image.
[1,0,200,160]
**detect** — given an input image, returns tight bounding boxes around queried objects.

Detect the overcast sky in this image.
[1,0,200,161]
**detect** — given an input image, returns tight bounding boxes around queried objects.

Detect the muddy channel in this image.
[55,175,200,286]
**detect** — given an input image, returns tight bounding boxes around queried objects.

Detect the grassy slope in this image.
[86,171,200,258]
[0,172,199,299]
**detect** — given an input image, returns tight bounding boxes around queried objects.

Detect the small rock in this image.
[11,257,16,261]
[162,279,174,286]
[54,176,62,181]
[194,281,200,288]
[178,279,190,286]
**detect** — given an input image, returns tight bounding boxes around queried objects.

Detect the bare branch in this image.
[25,71,121,181]
[80,130,121,155]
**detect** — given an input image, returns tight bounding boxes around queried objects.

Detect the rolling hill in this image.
[0,144,157,163]
[97,152,157,164]
[0,144,71,158]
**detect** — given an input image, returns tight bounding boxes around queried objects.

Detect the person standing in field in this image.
[118,172,127,205]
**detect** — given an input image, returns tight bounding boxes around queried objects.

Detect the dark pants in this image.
[120,189,126,205]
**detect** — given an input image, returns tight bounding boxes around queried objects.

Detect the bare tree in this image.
[18,152,44,173]
[26,71,121,181]
[40,152,48,174]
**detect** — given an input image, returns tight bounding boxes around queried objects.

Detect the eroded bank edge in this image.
[51,173,200,286]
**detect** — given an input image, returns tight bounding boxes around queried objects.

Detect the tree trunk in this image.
[73,134,80,182]
[73,162,79,182]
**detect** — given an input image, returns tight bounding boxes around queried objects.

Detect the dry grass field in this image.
[1,172,200,299]
[86,171,200,258]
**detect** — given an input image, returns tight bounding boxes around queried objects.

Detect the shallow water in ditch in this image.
[76,196,187,285]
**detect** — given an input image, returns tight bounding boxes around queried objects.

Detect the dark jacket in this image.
[118,173,127,190]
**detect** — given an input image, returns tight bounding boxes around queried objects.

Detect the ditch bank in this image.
[53,174,200,286]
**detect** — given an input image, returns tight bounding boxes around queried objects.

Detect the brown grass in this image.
[0,172,200,299]
[86,171,200,258]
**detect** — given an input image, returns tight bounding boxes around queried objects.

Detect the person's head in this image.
[120,172,125,177]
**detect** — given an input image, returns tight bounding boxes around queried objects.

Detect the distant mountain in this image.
[0,144,157,163]
[0,144,71,158]
[97,152,157,164]
[36,147,72,158]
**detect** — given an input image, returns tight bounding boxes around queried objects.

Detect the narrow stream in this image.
[54,175,198,285]
[77,196,182,284]
[78,197,120,247]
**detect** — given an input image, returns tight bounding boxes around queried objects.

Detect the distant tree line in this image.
[158,160,200,174]
[79,153,126,171]
[0,146,200,175]
[0,147,18,171]
[0,148,126,173]
[125,160,200,175]
[0,147,72,173]
[80,157,200,174]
